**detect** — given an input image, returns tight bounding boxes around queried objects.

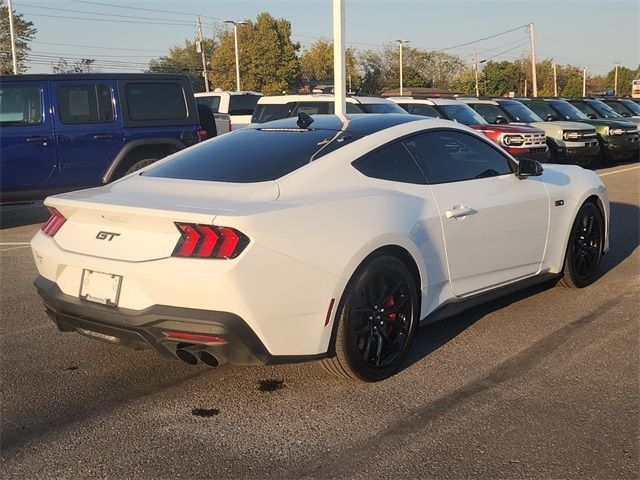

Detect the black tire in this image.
[321,254,419,382]
[559,202,604,288]
[125,158,158,175]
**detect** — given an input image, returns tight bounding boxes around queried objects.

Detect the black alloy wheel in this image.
[560,202,604,288]
[322,255,418,382]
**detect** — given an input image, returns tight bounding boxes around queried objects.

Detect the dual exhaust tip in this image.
[175,347,221,367]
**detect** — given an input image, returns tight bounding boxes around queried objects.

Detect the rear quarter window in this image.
[125,83,187,121]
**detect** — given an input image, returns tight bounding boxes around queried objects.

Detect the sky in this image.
[12,0,640,76]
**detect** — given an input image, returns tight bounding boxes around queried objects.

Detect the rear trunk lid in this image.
[46,175,279,262]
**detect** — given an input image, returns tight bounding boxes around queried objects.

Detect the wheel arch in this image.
[102,138,185,183]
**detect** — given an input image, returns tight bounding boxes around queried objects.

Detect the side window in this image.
[196,96,220,113]
[125,83,187,121]
[403,130,513,184]
[58,84,114,124]
[346,103,363,113]
[472,104,504,124]
[0,85,43,125]
[353,141,426,184]
[528,102,554,120]
[573,102,597,117]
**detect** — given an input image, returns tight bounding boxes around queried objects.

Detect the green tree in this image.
[0,0,37,74]
[211,13,301,94]
[52,57,99,73]
[557,64,585,97]
[606,65,640,96]
[148,38,216,93]
[480,60,525,96]
[299,38,360,91]
[358,49,385,94]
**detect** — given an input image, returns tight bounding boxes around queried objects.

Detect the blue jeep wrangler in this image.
[0,73,202,203]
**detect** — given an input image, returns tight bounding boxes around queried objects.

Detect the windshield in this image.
[358,103,406,114]
[620,99,640,115]
[549,101,589,121]
[438,104,487,125]
[588,100,622,119]
[500,102,543,122]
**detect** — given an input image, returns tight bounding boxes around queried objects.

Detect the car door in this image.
[403,129,549,296]
[0,81,57,197]
[51,80,124,188]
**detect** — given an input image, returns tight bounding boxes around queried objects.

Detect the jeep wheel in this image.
[125,158,158,175]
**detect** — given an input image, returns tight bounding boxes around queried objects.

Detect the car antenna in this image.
[297,112,314,129]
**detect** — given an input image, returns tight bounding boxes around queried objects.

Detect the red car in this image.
[392,97,550,162]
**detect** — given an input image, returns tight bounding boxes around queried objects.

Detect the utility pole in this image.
[195,16,209,92]
[7,0,18,74]
[225,20,246,92]
[528,22,537,97]
[552,61,558,97]
[524,78,528,97]
[395,39,410,96]
[614,63,619,95]
[582,67,587,97]
[473,48,480,97]
[333,0,346,119]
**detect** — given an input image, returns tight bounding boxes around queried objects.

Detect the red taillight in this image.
[41,208,66,236]
[162,331,226,343]
[172,223,248,259]
[198,128,208,141]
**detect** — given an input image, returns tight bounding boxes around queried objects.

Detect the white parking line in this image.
[0,245,31,252]
[0,242,30,245]
[599,165,640,177]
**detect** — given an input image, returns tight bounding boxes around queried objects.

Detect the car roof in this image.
[194,91,262,97]
[0,73,188,82]
[256,94,396,105]
[251,113,429,135]
[457,98,500,105]
[388,97,459,106]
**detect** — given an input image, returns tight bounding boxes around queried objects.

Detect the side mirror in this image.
[517,158,544,179]
[587,113,598,119]
[494,116,508,124]
[547,114,559,121]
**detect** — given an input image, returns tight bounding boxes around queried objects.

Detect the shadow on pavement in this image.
[0,203,49,229]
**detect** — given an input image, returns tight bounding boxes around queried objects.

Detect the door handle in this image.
[445,206,474,219]
[26,135,49,143]
[93,133,115,140]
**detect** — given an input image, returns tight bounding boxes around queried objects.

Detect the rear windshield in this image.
[228,94,261,116]
[358,103,406,114]
[144,127,362,183]
[196,96,221,113]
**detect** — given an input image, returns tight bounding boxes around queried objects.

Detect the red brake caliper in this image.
[385,296,396,336]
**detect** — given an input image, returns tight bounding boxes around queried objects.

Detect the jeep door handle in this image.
[93,133,115,140]
[26,135,49,143]
[445,206,474,219]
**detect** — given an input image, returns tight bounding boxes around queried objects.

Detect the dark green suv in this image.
[521,98,639,164]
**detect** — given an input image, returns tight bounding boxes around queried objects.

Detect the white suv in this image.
[250,94,407,124]
[195,90,262,130]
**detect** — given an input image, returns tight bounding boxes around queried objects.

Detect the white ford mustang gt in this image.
[31,114,609,382]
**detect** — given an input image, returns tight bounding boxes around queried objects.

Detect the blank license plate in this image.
[79,270,122,306]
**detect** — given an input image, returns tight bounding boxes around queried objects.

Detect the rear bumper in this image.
[35,276,325,366]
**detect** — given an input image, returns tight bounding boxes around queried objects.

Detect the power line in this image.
[17,10,195,26]
[480,41,530,62]
[14,2,196,25]
[32,40,167,54]
[434,25,528,52]
[68,0,225,22]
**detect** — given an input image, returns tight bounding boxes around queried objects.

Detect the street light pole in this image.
[7,0,18,74]
[582,67,587,97]
[225,20,246,91]
[395,40,409,96]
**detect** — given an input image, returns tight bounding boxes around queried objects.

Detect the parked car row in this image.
[2,71,638,203]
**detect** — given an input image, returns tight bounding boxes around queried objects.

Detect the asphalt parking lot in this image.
[1,164,638,479]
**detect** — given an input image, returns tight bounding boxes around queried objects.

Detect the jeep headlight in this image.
[502,134,524,146]
[562,131,580,141]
